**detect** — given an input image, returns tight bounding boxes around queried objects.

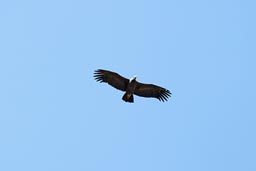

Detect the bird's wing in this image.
[94,69,129,91]
[134,81,172,102]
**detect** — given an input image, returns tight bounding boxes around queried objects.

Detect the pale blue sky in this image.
[0,0,256,171]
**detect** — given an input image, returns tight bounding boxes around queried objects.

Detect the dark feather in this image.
[94,69,129,91]
[134,82,172,102]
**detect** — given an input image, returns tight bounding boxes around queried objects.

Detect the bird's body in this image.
[94,69,171,103]
[122,77,137,102]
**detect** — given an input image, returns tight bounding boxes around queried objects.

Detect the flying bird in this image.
[94,69,172,103]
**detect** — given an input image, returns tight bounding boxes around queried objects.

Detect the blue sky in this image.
[0,0,256,170]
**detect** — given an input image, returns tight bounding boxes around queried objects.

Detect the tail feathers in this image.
[122,93,134,103]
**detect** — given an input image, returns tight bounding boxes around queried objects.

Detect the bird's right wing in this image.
[94,69,129,91]
[134,81,172,102]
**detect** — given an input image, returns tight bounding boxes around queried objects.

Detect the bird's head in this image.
[129,75,137,83]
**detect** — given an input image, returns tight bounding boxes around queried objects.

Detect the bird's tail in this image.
[122,93,134,103]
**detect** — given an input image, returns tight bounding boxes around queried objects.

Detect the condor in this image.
[94,69,172,103]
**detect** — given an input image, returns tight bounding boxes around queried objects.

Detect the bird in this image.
[93,69,172,103]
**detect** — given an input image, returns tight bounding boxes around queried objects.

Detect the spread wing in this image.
[134,81,172,102]
[94,69,129,91]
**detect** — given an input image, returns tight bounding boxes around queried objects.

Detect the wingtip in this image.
[158,89,172,102]
[93,69,105,82]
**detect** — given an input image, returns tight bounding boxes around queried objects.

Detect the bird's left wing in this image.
[94,69,129,91]
[134,81,172,102]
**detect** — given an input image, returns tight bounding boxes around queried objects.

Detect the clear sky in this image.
[0,0,256,171]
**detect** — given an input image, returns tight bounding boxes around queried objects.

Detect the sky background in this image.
[0,0,256,171]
